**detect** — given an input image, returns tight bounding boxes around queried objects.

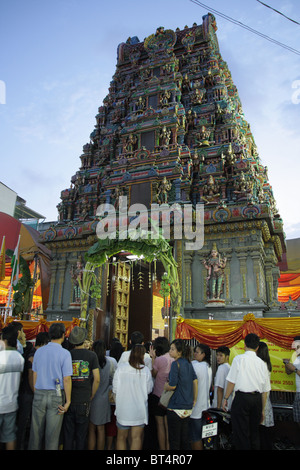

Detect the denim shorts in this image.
[0,411,17,443]
[116,421,145,430]
[189,417,204,442]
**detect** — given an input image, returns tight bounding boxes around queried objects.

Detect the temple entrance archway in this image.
[83,235,181,348]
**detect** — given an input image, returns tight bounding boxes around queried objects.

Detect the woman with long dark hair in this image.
[109,339,124,363]
[112,344,153,450]
[164,339,198,450]
[88,340,111,450]
[256,341,274,449]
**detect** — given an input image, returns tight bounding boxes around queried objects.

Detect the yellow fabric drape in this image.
[176,314,300,349]
[278,286,300,302]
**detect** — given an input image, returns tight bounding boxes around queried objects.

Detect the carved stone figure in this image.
[233,172,251,200]
[160,90,172,107]
[70,260,83,304]
[195,125,211,147]
[203,244,227,299]
[159,126,171,147]
[202,175,220,204]
[124,133,138,153]
[155,176,172,204]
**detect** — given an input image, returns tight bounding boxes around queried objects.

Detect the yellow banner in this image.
[152,294,165,330]
[230,339,296,392]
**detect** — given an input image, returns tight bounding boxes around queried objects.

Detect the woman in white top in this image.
[112,344,153,450]
[190,343,212,450]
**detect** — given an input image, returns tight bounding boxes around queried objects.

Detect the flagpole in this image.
[0,236,5,280]
[5,234,20,322]
[0,236,5,322]
[0,236,5,255]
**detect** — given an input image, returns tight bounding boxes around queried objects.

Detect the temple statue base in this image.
[69,302,81,309]
[205,299,226,308]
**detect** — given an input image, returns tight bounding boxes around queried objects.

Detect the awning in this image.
[278,238,300,302]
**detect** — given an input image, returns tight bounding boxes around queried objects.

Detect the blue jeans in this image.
[28,389,64,450]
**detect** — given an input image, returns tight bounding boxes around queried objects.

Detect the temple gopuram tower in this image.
[40,14,286,345]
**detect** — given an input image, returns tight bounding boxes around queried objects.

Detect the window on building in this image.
[141,131,155,150]
[148,94,158,109]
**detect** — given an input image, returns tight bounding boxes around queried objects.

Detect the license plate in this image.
[202,422,218,438]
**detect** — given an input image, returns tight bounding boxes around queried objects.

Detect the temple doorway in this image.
[104,254,169,349]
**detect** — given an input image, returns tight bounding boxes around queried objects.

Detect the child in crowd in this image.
[212,345,232,410]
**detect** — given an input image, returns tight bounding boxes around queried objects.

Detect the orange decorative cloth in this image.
[175,314,300,349]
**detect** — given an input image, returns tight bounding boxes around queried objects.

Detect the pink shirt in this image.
[153,353,174,397]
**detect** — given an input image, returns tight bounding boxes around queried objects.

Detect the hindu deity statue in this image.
[159,126,172,147]
[203,244,227,300]
[124,133,138,153]
[233,172,251,200]
[195,125,211,147]
[70,259,83,304]
[202,174,220,204]
[160,90,172,107]
[155,176,172,204]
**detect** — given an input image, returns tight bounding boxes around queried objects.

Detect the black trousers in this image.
[231,391,262,450]
[167,410,191,450]
[63,402,90,450]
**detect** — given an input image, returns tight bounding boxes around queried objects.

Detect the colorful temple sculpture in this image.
[40,14,287,346]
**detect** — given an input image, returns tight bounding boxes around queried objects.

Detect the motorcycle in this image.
[201,408,232,450]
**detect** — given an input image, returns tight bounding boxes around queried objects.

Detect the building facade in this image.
[40,14,286,346]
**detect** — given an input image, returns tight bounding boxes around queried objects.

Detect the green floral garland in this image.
[84,229,181,317]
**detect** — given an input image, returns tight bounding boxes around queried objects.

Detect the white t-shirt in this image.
[112,362,153,426]
[0,349,24,413]
[191,360,212,419]
[212,362,232,409]
[118,350,152,371]
[293,355,300,392]
[226,351,271,394]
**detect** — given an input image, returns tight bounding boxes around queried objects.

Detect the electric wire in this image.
[189,0,300,56]
[256,0,300,26]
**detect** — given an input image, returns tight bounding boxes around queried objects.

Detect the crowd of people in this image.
[0,321,300,451]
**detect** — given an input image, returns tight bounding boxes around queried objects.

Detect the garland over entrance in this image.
[83,232,181,320]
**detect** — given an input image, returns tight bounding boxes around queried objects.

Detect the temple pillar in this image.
[48,260,58,311]
[183,251,194,306]
[235,248,249,304]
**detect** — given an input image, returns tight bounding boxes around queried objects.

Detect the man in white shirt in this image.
[118,331,152,371]
[222,333,271,450]
[0,325,25,450]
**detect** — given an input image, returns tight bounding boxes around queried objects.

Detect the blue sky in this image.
[0,0,299,240]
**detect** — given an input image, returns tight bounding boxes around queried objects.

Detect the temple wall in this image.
[45,241,95,320]
[180,222,283,320]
